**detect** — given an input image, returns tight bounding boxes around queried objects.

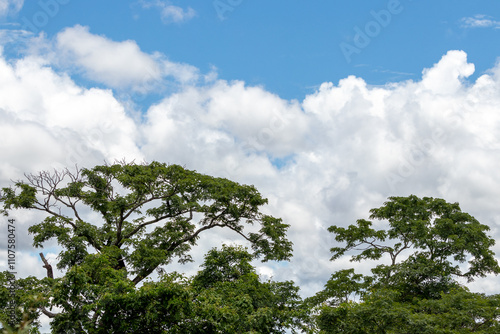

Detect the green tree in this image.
[186,245,306,333]
[0,272,44,334]
[187,245,307,333]
[315,287,500,334]
[88,271,192,334]
[73,245,306,334]
[0,161,293,333]
[309,195,500,333]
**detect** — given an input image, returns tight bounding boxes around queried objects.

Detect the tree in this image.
[186,245,307,333]
[315,287,500,334]
[0,161,293,333]
[52,245,306,334]
[0,272,43,334]
[309,195,500,333]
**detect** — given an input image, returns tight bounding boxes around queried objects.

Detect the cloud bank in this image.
[1,28,500,303]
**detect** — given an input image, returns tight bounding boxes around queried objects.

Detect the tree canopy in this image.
[0,161,294,333]
[86,245,306,334]
[308,195,500,333]
[3,168,500,334]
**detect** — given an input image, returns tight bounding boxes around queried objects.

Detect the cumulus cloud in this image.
[141,80,309,168]
[2,35,500,304]
[461,14,500,29]
[55,25,199,89]
[137,50,500,295]
[421,50,475,94]
[0,51,143,177]
[0,0,23,17]
[140,0,196,24]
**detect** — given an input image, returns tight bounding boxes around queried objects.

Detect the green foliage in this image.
[316,287,500,334]
[0,318,34,334]
[77,273,191,334]
[192,244,255,289]
[186,245,307,334]
[310,195,500,333]
[305,269,373,307]
[0,272,46,334]
[58,245,306,334]
[328,195,500,298]
[0,161,294,332]
[316,289,410,334]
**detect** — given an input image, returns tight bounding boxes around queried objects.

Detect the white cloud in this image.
[2,39,500,306]
[0,52,143,177]
[55,25,199,89]
[0,0,23,17]
[140,1,196,24]
[461,14,500,29]
[137,50,500,295]
[421,50,475,94]
[160,5,196,23]
[140,80,310,182]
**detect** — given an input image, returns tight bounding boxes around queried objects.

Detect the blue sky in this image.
[5,0,500,100]
[1,1,500,330]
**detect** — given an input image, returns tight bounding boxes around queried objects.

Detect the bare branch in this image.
[30,204,77,230]
[38,253,59,318]
[39,252,53,279]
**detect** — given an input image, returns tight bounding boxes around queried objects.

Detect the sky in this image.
[1,0,500,330]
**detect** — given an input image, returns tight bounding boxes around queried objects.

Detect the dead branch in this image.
[39,252,54,279]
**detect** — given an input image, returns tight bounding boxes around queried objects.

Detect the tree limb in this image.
[131,222,226,285]
[120,209,192,243]
[40,306,58,318]
[39,252,53,279]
